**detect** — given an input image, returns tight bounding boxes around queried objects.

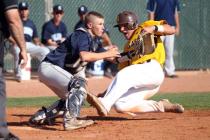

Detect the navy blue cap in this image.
[53,4,64,13]
[18,2,29,10]
[78,5,88,15]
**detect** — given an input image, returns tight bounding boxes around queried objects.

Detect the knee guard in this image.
[29,99,65,125]
[65,76,87,118]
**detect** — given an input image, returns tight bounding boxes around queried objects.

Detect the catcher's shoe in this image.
[64,118,94,131]
[87,92,108,116]
[160,99,184,113]
[29,107,56,126]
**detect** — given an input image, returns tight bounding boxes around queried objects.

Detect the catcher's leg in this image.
[29,99,65,125]
[63,76,94,130]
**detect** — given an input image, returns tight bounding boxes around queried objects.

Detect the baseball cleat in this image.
[29,107,47,125]
[87,92,108,116]
[160,99,184,113]
[28,107,56,126]
[64,118,94,131]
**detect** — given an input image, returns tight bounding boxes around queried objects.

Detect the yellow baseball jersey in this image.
[118,20,166,70]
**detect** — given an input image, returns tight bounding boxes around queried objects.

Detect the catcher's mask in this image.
[114,11,138,30]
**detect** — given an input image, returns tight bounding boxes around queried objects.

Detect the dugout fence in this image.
[4,0,210,71]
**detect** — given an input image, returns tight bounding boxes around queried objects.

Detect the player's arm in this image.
[174,0,181,36]
[46,39,58,47]
[32,23,43,46]
[143,24,176,35]
[148,12,154,20]
[80,47,120,62]
[146,0,155,20]
[174,9,180,36]
[61,23,67,43]
[33,37,43,46]
[101,32,112,46]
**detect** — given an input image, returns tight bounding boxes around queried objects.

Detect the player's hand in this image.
[106,47,120,58]
[175,27,180,36]
[107,44,119,50]
[18,50,28,68]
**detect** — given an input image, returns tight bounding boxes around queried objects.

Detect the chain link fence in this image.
[4,0,210,71]
[176,0,210,69]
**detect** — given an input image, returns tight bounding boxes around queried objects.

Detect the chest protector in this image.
[64,27,94,74]
[118,20,166,70]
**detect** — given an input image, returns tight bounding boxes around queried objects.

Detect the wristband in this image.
[157,25,164,32]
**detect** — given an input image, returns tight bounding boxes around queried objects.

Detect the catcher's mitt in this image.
[116,32,156,64]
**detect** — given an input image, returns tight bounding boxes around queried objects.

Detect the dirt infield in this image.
[7,108,210,140]
[4,71,210,140]
[5,71,210,97]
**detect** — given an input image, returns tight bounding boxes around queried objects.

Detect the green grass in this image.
[7,96,91,108]
[7,92,210,110]
[7,96,59,107]
[151,92,210,109]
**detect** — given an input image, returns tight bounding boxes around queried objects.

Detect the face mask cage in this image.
[117,22,136,32]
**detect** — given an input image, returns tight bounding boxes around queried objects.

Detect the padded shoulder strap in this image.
[76,27,88,32]
[76,27,92,44]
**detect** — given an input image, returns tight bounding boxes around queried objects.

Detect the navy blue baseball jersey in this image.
[22,19,38,42]
[44,28,94,74]
[41,19,67,44]
[74,20,86,31]
[146,0,180,26]
[74,20,108,52]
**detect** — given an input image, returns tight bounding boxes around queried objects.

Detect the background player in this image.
[10,1,49,82]
[29,11,120,130]
[41,4,68,51]
[90,11,184,117]
[147,0,180,78]
[74,5,88,31]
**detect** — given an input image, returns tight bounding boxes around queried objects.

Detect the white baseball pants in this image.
[161,29,176,76]
[12,42,50,77]
[99,59,165,115]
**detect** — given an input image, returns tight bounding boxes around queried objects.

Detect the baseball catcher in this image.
[87,11,184,117]
[28,11,119,130]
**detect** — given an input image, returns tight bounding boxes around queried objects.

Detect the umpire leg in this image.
[0,67,10,138]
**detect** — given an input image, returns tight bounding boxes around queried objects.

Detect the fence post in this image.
[44,0,53,21]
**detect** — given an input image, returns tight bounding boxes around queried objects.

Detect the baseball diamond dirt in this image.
[4,71,210,140]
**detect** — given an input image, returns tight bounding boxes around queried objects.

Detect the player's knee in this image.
[42,48,50,57]
[45,47,50,54]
